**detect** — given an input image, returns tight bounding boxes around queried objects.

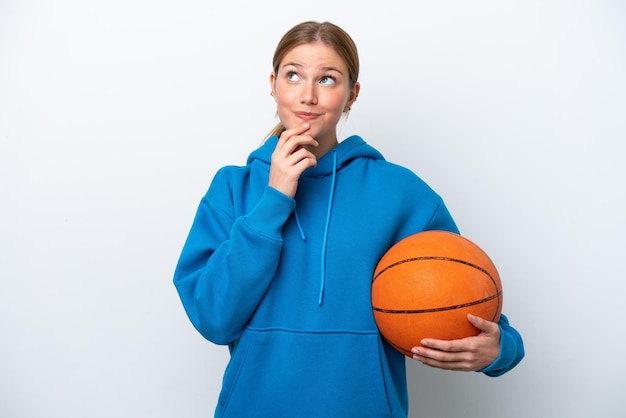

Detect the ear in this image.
[344,81,360,112]
[269,72,277,99]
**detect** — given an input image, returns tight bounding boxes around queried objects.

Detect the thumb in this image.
[468,314,498,334]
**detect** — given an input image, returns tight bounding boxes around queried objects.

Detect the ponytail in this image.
[264,122,286,141]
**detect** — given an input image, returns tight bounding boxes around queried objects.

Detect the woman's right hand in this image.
[268,123,318,198]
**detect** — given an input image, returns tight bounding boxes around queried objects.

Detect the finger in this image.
[274,124,307,153]
[281,122,310,137]
[411,347,473,370]
[417,338,464,353]
[413,353,474,371]
[276,132,318,158]
[416,316,498,350]
[412,346,461,361]
[273,138,318,167]
[412,339,499,372]
[467,314,498,334]
[284,147,317,168]
[277,123,311,147]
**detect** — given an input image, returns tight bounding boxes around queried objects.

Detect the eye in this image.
[319,75,336,86]
[286,71,301,82]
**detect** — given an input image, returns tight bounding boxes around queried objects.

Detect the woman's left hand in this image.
[411,314,500,371]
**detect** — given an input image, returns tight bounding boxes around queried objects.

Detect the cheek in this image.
[273,91,297,128]
[329,87,352,106]
[327,92,351,114]
[275,96,292,117]
[274,89,297,110]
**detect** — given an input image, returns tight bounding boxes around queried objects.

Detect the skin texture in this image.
[267,41,500,371]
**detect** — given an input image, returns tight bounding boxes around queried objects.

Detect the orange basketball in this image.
[372,230,502,357]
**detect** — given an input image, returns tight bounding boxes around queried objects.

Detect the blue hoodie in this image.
[174,135,524,418]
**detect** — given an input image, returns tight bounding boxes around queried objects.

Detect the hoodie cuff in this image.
[478,314,525,377]
[243,186,296,239]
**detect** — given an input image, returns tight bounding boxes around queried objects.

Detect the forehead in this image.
[280,42,347,72]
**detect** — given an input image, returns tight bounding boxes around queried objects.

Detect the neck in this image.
[311,132,339,158]
[312,142,338,159]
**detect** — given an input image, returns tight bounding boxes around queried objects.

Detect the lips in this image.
[295,111,321,121]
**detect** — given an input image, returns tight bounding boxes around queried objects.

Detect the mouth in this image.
[295,111,321,121]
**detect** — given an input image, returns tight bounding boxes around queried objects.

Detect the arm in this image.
[173,183,295,345]
[174,125,318,345]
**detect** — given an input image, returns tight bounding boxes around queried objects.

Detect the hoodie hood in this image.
[247,135,385,305]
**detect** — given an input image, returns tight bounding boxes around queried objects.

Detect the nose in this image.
[300,82,317,105]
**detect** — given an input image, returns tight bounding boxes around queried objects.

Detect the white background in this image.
[1,1,625,417]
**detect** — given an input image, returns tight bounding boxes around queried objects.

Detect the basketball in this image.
[372,230,502,357]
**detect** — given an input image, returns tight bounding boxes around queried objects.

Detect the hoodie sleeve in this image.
[424,198,460,234]
[479,314,525,376]
[173,173,295,345]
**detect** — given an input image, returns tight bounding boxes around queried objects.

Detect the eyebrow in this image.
[281,62,344,75]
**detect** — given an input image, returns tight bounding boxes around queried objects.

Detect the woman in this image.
[174,21,524,418]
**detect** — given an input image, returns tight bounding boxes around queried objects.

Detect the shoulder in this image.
[202,160,270,215]
[368,158,436,194]
[209,164,249,186]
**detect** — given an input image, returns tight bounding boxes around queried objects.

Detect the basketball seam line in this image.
[372,291,503,314]
[373,256,495,283]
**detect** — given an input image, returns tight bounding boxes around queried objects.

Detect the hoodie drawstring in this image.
[318,150,337,306]
[293,210,306,241]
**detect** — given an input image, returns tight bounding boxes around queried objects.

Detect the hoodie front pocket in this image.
[217,327,394,418]
[215,332,253,418]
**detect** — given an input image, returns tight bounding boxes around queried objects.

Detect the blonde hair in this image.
[265,21,360,139]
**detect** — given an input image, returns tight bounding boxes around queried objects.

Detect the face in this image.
[270,42,359,147]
